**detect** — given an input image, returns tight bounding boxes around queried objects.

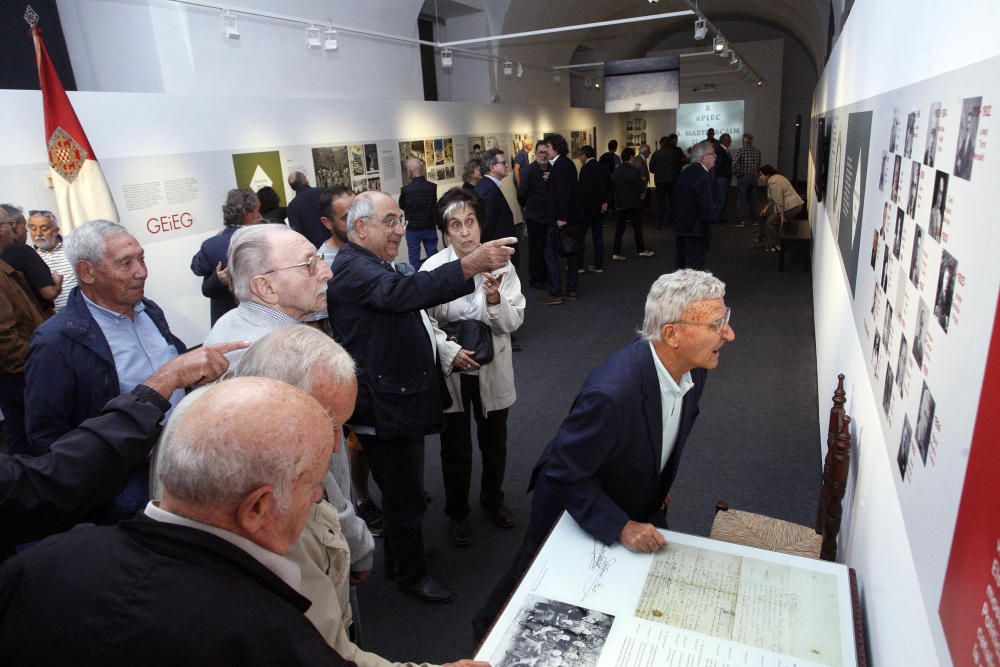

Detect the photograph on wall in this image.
[903,111,916,158]
[350,145,365,177]
[896,333,909,397]
[953,96,981,180]
[912,298,929,369]
[836,110,874,296]
[908,224,923,286]
[367,176,381,191]
[512,133,534,164]
[311,145,351,189]
[444,138,454,164]
[445,164,455,180]
[468,136,485,161]
[812,116,829,202]
[934,249,958,332]
[889,108,900,153]
[897,416,913,480]
[890,155,902,203]
[570,130,590,157]
[870,230,879,269]
[872,331,882,370]
[364,143,379,173]
[880,249,889,290]
[433,138,445,165]
[878,150,889,191]
[487,594,614,667]
[914,381,936,464]
[486,135,500,150]
[424,139,435,159]
[892,207,904,259]
[882,362,894,416]
[883,302,895,352]
[231,150,287,204]
[928,170,947,241]
[906,161,920,218]
[924,102,942,167]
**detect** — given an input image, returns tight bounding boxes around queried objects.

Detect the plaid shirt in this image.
[733,144,762,177]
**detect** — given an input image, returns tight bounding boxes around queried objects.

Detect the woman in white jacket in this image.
[420,187,525,548]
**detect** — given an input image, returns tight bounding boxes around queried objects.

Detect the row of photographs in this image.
[311,143,380,190]
[888,96,981,181]
[879,153,948,240]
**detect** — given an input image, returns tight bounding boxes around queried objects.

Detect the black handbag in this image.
[443,319,494,365]
[557,224,578,257]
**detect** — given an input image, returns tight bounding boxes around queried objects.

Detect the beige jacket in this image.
[420,245,525,414]
[766,173,804,213]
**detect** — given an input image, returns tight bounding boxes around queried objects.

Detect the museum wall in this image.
[809,1,1000,665]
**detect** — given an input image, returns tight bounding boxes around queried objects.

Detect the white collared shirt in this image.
[144,501,303,593]
[648,342,694,472]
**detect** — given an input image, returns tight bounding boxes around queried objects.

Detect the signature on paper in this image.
[582,542,616,600]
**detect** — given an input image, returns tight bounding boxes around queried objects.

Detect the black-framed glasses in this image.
[262,254,324,277]
[674,307,732,335]
[363,213,408,231]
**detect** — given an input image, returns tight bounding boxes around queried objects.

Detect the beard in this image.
[333,226,349,244]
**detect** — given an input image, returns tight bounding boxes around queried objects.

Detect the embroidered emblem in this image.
[47,126,88,182]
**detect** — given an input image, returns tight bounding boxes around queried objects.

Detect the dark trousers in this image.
[357,433,427,584]
[713,177,731,223]
[737,178,758,222]
[613,208,645,254]
[0,372,29,455]
[675,231,710,270]
[441,374,509,519]
[405,228,438,268]
[577,216,605,269]
[525,220,548,285]
[654,183,672,227]
[544,224,563,296]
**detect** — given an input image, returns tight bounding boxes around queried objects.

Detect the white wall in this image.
[810,1,1000,665]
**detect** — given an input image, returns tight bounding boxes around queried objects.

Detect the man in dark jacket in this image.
[0,377,357,666]
[575,145,609,273]
[713,133,734,223]
[0,204,59,312]
[516,138,554,288]
[474,149,516,251]
[286,171,327,248]
[648,135,687,228]
[327,190,515,604]
[541,133,579,303]
[611,147,651,260]
[398,158,438,267]
[24,220,186,516]
[671,141,717,270]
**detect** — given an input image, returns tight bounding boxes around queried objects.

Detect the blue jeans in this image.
[737,178,757,222]
[714,177,731,222]
[406,228,438,268]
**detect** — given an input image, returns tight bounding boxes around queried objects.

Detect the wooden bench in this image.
[779,216,812,272]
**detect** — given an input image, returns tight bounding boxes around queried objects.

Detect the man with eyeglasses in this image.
[26,209,78,312]
[328,190,516,604]
[474,148,516,252]
[203,224,333,366]
[475,269,735,638]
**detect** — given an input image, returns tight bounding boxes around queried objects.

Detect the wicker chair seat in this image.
[710,509,823,560]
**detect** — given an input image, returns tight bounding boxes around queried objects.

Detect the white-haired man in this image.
[203,224,332,365]
[328,190,515,604]
[26,209,77,311]
[475,269,735,637]
[671,141,717,269]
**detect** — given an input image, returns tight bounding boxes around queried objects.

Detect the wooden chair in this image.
[710,374,851,561]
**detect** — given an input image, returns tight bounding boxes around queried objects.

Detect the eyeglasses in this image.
[674,307,732,335]
[363,213,408,231]
[262,254,324,277]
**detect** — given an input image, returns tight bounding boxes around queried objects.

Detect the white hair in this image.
[227,224,298,302]
[690,140,715,161]
[63,219,130,269]
[346,190,380,237]
[640,269,726,342]
[226,325,356,393]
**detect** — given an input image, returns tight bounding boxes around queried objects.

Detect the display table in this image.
[476,513,863,667]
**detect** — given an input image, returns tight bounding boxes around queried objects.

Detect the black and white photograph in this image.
[445,164,455,180]
[870,229,879,269]
[912,299,929,369]
[489,595,614,667]
[914,381,936,464]
[881,201,891,239]
[892,207,904,259]
[882,362,894,416]
[953,96,981,180]
[367,176,381,192]
[883,301,894,352]
[928,170,947,241]
[364,143,379,173]
[897,415,913,480]
[889,108,899,153]
[896,333,908,397]
[486,135,500,150]
[880,248,889,291]
[908,224,923,286]
[906,161,920,219]
[878,150,889,191]
[444,138,454,163]
[924,102,941,167]
[934,249,958,332]
[903,111,916,158]
[468,136,485,160]
[349,144,365,177]
[891,154,902,203]
[311,145,351,189]
[872,331,882,370]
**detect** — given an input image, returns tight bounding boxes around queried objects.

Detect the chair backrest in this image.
[816,374,847,531]
[820,414,852,561]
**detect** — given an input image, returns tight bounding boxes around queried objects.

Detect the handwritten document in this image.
[582,541,617,601]
[634,543,842,666]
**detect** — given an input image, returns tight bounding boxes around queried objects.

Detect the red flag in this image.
[31,26,118,231]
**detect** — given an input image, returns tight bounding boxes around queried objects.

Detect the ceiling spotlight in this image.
[595,80,600,89]
[713,35,726,53]
[222,9,239,39]
[503,58,513,77]
[756,80,764,87]
[441,48,453,68]
[694,18,708,40]
[553,70,561,84]
[306,24,322,48]
[323,28,338,51]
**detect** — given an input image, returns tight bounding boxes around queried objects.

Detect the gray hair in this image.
[227,325,356,393]
[222,188,259,227]
[481,148,505,176]
[406,158,425,178]
[640,269,726,342]
[157,378,319,512]
[227,224,298,302]
[63,219,130,269]
[1,204,25,225]
[690,141,715,162]
[346,190,380,237]
[27,209,60,231]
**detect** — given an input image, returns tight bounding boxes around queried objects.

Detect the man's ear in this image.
[320,216,334,232]
[76,260,96,285]
[249,275,279,306]
[235,484,276,538]
[660,322,681,348]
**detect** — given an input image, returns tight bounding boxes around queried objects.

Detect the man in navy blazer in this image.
[475,269,735,637]
[474,149,517,264]
[286,171,328,249]
[671,141,717,270]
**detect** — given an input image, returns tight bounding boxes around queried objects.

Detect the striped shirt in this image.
[733,144,762,179]
[34,241,77,312]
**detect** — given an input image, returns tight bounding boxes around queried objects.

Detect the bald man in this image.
[286,171,327,248]
[398,158,439,267]
[0,378,355,665]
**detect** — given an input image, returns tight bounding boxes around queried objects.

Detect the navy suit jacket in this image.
[549,154,579,223]
[528,338,707,545]
[671,164,715,237]
[286,186,327,248]
[577,158,608,220]
[474,177,515,243]
[398,176,438,231]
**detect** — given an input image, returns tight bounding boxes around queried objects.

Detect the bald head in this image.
[406,158,425,178]
[287,171,309,191]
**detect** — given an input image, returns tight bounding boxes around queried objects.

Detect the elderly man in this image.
[27,209,77,311]
[399,158,439,268]
[203,224,332,365]
[0,207,46,455]
[0,378,356,664]
[287,170,327,248]
[475,269,735,637]
[328,190,515,603]
[475,149,516,247]
[24,220,186,517]
[516,138,554,289]
[671,141,717,270]
[0,204,59,312]
[733,132,762,227]
[190,188,262,325]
